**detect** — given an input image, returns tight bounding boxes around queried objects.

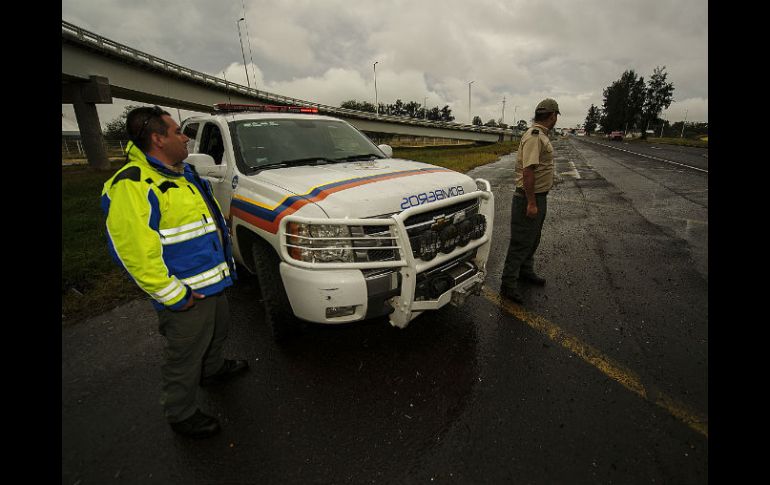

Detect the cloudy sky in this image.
[62,0,707,131]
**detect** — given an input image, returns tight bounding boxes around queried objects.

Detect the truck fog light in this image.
[326,305,356,318]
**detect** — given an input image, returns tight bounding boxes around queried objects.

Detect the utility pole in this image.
[241,0,257,89]
[660,114,665,138]
[468,81,474,124]
[237,18,251,88]
[424,96,427,119]
[513,105,518,126]
[373,61,379,116]
[501,96,506,125]
[680,109,688,138]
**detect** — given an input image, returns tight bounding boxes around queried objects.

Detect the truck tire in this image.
[251,240,300,343]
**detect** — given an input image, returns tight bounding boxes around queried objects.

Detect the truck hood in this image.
[248,158,478,219]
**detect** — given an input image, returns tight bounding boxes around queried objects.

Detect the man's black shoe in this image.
[200,359,250,387]
[500,285,524,304]
[170,409,220,438]
[519,272,546,286]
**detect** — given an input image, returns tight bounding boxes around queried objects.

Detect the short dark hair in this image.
[534,110,554,122]
[126,106,171,152]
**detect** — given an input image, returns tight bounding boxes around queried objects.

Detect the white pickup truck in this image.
[181,104,494,341]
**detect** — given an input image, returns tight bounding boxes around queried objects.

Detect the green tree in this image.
[640,66,675,139]
[484,119,498,127]
[341,100,376,113]
[404,101,421,118]
[600,70,645,133]
[440,105,454,122]
[472,116,483,126]
[104,104,143,140]
[516,120,528,131]
[584,104,601,135]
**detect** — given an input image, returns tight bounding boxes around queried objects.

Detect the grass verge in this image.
[62,160,144,325]
[393,140,517,173]
[61,141,515,324]
[632,137,708,148]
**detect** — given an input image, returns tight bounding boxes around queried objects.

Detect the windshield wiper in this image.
[248,157,337,173]
[281,157,340,166]
[333,154,383,162]
[246,162,286,173]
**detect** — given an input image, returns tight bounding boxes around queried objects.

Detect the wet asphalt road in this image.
[62,137,708,484]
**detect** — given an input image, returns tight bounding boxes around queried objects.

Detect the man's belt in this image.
[515,187,549,196]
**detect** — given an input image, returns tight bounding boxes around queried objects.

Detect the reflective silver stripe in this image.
[159,220,208,237]
[180,263,230,289]
[154,279,185,303]
[161,223,217,245]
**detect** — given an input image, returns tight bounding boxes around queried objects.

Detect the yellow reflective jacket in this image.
[101,143,235,311]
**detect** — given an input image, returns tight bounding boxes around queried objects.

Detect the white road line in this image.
[580,139,708,174]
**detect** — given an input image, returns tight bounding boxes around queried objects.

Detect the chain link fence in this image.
[62,139,129,159]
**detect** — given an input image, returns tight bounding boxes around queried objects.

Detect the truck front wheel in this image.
[251,240,300,343]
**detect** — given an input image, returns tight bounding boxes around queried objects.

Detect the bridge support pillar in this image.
[62,76,112,171]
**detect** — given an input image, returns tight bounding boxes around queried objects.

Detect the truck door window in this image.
[200,123,225,165]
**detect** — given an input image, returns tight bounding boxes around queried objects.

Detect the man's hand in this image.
[526,201,538,219]
[179,291,206,310]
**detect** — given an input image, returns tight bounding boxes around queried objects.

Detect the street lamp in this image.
[468,81,474,124]
[424,96,427,120]
[373,61,379,116]
[237,18,251,88]
[513,105,518,126]
[501,96,506,125]
[680,109,688,138]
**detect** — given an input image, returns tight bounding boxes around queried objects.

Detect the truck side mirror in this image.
[186,154,226,179]
[378,144,393,158]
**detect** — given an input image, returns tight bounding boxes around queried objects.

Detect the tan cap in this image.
[535,98,560,114]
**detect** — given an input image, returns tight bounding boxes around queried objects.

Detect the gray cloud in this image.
[62,0,707,129]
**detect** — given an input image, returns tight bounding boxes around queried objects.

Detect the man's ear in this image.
[150,131,164,149]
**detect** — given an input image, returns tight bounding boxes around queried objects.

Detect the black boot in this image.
[201,359,250,387]
[170,409,221,438]
[500,285,524,303]
[519,272,546,286]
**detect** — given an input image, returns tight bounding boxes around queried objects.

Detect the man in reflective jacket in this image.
[101,106,248,438]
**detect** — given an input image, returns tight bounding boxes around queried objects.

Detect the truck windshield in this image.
[231,118,385,170]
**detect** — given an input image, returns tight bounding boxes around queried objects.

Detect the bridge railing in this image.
[62,20,513,137]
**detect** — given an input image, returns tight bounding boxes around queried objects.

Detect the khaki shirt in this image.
[514,123,555,193]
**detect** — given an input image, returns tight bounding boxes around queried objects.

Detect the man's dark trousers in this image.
[157,292,230,423]
[501,192,548,289]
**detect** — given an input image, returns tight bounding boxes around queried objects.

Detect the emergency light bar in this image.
[213,103,319,114]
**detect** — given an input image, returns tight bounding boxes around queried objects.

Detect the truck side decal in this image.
[230,167,453,233]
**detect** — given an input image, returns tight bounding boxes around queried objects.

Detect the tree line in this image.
[584,66,675,139]
[341,99,457,122]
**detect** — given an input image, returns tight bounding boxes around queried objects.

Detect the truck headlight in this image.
[286,223,353,263]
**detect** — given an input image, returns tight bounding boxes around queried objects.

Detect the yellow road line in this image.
[483,287,708,438]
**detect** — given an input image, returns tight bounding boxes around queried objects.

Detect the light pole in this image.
[237,18,251,88]
[680,109,688,138]
[424,96,427,119]
[501,96,506,125]
[468,81,474,124]
[513,105,518,127]
[373,61,379,116]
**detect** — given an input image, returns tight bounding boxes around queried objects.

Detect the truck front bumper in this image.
[278,180,494,327]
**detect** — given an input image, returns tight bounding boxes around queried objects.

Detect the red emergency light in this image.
[213,103,319,114]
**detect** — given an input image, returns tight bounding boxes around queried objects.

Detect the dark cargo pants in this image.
[500,192,548,290]
[156,292,230,423]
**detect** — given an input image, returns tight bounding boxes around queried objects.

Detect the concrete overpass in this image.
[61,20,513,170]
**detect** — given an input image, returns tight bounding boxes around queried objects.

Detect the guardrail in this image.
[62,20,513,137]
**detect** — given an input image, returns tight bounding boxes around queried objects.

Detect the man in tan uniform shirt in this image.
[500,98,560,303]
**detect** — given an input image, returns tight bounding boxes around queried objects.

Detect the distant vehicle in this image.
[609,131,624,141]
[576,129,586,136]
